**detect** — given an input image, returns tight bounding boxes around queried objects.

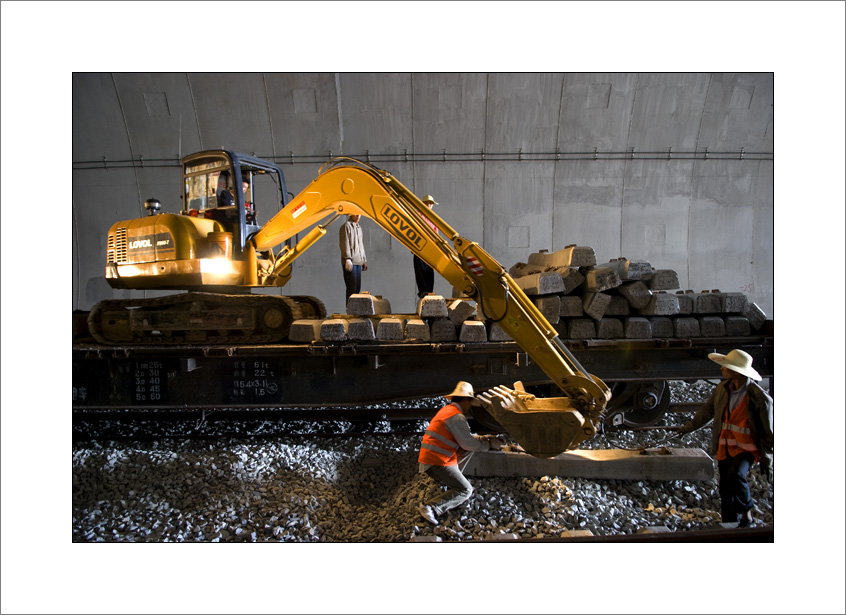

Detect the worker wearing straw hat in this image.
[413,195,439,299]
[416,381,504,526]
[678,349,774,527]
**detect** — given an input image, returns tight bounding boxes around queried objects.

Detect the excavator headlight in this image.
[116,264,142,277]
[200,258,235,276]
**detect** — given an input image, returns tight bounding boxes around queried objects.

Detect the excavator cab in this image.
[103,149,292,290]
[182,150,288,250]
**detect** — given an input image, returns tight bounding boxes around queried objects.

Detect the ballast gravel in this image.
[72,381,774,542]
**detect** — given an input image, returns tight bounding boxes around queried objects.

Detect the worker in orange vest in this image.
[417,381,504,526]
[677,349,774,527]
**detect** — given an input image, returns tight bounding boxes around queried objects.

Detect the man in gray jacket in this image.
[678,349,773,527]
[339,214,367,306]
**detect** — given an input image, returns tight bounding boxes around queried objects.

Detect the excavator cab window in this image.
[182,153,280,236]
[184,161,240,225]
[240,165,276,229]
[240,172,256,225]
[185,160,229,211]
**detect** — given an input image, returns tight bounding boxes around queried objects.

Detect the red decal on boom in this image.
[466,256,484,276]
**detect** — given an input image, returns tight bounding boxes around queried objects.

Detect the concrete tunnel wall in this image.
[72,73,774,319]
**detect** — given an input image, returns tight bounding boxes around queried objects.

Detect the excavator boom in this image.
[252,158,611,456]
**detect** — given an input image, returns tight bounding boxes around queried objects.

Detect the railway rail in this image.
[72,420,432,444]
[71,403,700,440]
[72,400,699,447]
[532,525,774,542]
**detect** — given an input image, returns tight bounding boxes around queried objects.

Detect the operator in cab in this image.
[416,381,504,526]
[218,175,250,209]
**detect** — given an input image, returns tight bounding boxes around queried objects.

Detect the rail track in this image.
[532,525,774,542]
[72,418,429,443]
[72,402,699,444]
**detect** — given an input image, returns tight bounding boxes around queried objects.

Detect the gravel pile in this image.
[72,380,774,542]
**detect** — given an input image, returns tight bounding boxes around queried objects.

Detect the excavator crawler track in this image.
[88,292,325,345]
[285,295,327,321]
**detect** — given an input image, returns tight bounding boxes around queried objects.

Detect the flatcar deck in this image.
[72,334,773,410]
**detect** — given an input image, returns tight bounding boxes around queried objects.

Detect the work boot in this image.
[417,503,438,526]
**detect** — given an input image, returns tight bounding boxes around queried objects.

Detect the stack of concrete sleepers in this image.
[287,292,487,344]
[507,245,769,340]
[286,249,769,344]
[408,295,487,343]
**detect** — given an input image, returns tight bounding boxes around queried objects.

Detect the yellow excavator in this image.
[90,149,611,456]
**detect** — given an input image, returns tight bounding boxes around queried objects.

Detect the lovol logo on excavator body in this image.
[126,232,175,262]
[380,203,427,251]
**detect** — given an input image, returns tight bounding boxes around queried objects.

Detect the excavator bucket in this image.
[476,383,599,458]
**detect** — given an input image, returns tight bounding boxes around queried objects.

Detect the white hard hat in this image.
[422,195,438,206]
[446,381,481,405]
[708,349,762,381]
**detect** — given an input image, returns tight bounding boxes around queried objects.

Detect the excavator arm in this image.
[252,158,611,457]
[253,158,470,291]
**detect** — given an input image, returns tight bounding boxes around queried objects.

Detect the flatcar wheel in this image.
[623,382,671,428]
[604,381,671,429]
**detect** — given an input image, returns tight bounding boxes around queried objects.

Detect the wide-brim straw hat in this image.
[446,381,481,406]
[708,349,761,381]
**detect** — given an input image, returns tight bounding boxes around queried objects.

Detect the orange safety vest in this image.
[418,403,462,466]
[716,394,761,462]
